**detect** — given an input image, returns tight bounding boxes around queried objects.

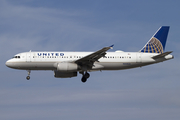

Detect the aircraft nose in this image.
[6,60,11,67]
[5,60,13,68]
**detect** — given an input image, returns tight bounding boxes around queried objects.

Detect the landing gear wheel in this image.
[81,76,87,83]
[84,72,90,78]
[26,76,30,80]
[26,70,31,80]
[81,72,90,83]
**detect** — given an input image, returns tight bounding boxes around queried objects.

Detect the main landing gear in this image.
[26,70,31,80]
[81,72,90,83]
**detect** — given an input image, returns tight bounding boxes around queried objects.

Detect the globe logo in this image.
[141,37,163,53]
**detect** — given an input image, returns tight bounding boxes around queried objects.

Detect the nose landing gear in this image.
[26,70,31,80]
[26,76,30,80]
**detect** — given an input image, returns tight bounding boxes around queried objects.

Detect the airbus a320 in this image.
[6,26,173,82]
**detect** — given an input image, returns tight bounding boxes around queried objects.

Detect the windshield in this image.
[13,56,20,59]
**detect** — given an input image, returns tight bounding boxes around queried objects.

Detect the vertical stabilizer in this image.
[140,26,170,53]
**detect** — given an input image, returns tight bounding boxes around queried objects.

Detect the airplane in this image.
[6,26,174,83]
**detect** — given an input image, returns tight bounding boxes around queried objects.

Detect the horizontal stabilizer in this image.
[152,51,173,59]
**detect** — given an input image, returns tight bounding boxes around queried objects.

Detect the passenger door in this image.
[26,52,31,62]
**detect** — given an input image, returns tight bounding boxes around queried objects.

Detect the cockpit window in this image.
[13,56,20,59]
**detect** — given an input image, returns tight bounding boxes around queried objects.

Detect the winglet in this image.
[109,44,114,49]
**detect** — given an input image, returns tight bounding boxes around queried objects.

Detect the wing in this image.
[75,45,114,67]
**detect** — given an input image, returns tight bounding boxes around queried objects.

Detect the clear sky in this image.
[0,0,180,120]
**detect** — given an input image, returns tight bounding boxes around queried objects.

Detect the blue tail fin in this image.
[140,26,170,53]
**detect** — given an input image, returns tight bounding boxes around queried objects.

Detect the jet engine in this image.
[54,71,77,78]
[57,62,78,72]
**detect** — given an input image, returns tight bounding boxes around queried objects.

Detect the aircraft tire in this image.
[26,76,30,80]
[81,76,87,83]
[84,72,90,78]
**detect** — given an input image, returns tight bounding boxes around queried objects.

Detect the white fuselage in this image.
[5,26,173,82]
[5,51,173,71]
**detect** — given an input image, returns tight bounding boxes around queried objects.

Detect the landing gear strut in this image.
[81,72,90,83]
[26,70,31,80]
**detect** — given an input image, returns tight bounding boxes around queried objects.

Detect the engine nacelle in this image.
[54,71,77,78]
[57,62,78,72]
